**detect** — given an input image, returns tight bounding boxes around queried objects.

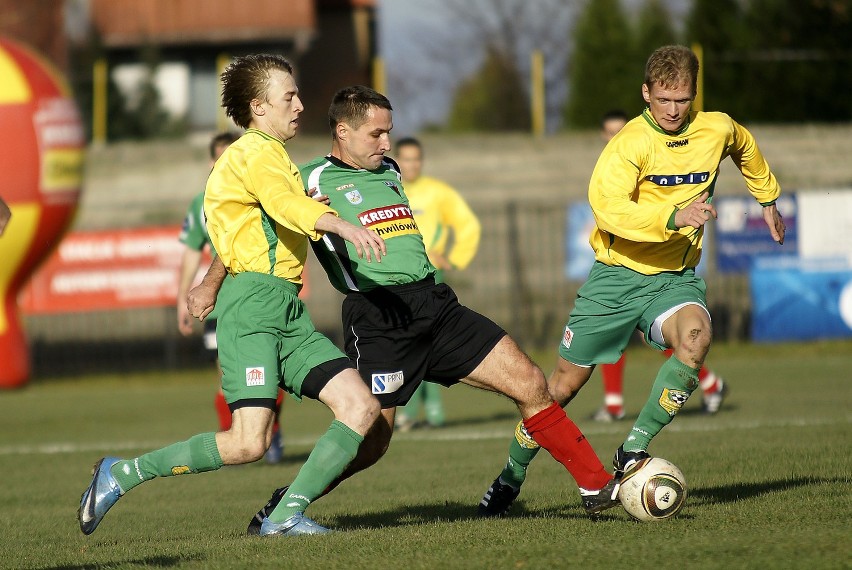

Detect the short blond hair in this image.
[644,45,699,97]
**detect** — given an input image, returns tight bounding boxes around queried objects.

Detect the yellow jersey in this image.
[405,175,481,270]
[588,108,780,275]
[205,129,335,284]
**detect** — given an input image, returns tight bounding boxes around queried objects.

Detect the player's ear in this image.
[336,122,348,141]
[250,99,265,117]
[641,84,651,104]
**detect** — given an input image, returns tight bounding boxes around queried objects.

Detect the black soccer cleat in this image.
[477,477,520,518]
[579,476,621,516]
[247,486,289,535]
[613,445,651,478]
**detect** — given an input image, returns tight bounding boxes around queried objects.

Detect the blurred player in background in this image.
[0,196,11,235]
[79,54,386,538]
[591,110,727,422]
[239,86,621,531]
[392,136,481,431]
[478,45,785,517]
[176,131,284,463]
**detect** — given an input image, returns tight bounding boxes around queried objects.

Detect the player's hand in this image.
[339,221,386,262]
[763,202,785,245]
[307,187,331,206]
[187,282,217,321]
[177,301,194,336]
[674,192,717,230]
[428,250,451,270]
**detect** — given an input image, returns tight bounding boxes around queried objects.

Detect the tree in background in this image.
[563,0,636,128]
[684,0,748,117]
[447,46,530,132]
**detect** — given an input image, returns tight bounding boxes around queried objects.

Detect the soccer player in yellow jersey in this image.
[478,45,786,517]
[393,137,482,430]
[78,54,386,538]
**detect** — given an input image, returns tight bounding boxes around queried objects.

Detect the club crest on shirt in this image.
[345,189,363,204]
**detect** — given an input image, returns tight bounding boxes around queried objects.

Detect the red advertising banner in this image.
[19,225,311,314]
[19,226,194,314]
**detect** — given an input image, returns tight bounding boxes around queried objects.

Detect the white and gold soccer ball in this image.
[617,457,687,521]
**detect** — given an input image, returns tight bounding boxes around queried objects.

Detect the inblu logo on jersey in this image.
[246,367,265,386]
[371,371,404,394]
[646,172,710,186]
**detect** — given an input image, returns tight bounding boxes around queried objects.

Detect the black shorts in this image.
[342,278,506,408]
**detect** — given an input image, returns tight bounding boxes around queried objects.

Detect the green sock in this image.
[624,355,699,452]
[399,383,425,421]
[110,432,223,493]
[269,420,363,522]
[423,382,445,426]
[498,420,541,489]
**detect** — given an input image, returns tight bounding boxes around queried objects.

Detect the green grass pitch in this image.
[1,340,849,569]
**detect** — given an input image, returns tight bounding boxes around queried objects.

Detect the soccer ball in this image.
[617,457,687,521]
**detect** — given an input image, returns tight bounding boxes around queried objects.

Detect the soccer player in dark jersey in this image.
[198,85,622,531]
[78,55,386,538]
[477,45,786,518]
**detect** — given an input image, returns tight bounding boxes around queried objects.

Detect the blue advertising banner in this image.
[750,256,852,342]
[714,194,798,273]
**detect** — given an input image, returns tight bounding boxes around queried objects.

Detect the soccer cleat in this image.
[613,444,651,478]
[477,477,520,518]
[247,486,289,535]
[702,378,728,414]
[579,476,621,515]
[590,406,625,423]
[259,513,331,536]
[394,414,417,433]
[265,430,284,464]
[78,457,123,535]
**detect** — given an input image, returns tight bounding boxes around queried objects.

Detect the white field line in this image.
[1,415,849,457]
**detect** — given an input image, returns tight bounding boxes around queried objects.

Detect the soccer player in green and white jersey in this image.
[477,45,787,517]
[234,86,622,531]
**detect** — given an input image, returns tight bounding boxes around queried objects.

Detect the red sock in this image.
[214,389,232,431]
[523,402,610,490]
[600,353,626,414]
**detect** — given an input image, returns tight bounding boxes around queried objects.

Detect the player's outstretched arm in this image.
[316,213,386,262]
[674,192,717,230]
[177,247,203,335]
[762,202,785,245]
[188,256,226,320]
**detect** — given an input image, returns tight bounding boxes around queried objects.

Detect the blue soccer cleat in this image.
[259,513,332,536]
[78,456,123,535]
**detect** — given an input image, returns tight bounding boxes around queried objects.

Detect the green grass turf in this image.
[1,340,849,569]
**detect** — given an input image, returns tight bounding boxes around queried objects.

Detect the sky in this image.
[377,0,691,134]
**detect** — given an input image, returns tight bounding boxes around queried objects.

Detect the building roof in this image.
[90,0,317,47]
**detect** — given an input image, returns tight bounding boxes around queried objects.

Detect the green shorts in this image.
[215,271,348,404]
[558,262,708,366]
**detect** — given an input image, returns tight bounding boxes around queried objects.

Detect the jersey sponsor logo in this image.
[659,388,689,416]
[246,366,265,386]
[336,183,355,191]
[345,189,363,204]
[666,139,689,148]
[561,326,573,349]
[358,204,420,238]
[371,371,404,395]
[645,172,710,186]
